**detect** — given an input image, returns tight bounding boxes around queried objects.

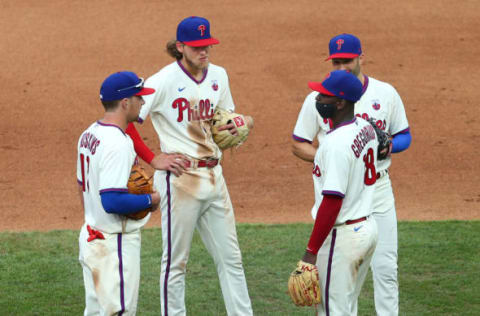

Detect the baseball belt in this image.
[376,169,389,179]
[334,216,369,227]
[185,158,219,169]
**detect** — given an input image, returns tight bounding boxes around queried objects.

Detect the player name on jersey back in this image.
[311,118,378,224]
[77,122,149,234]
[351,124,376,158]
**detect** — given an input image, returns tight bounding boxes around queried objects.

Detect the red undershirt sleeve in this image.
[306,194,343,255]
[125,122,155,164]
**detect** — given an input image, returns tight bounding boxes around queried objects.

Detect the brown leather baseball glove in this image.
[288,260,322,306]
[211,108,250,150]
[126,164,154,220]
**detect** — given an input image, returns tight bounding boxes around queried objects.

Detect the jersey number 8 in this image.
[363,148,376,186]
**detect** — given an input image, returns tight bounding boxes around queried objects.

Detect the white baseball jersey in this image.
[311,118,378,223]
[76,121,151,233]
[293,76,409,171]
[139,61,235,160]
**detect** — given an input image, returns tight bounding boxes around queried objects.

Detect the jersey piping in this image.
[176,60,208,84]
[361,75,369,95]
[96,121,126,136]
[326,118,357,135]
[292,134,313,143]
[322,190,345,198]
[99,188,129,194]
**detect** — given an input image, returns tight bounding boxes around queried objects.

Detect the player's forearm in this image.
[125,122,155,163]
[100,191,152,215]
[291,140,317,162]
[306,195,343,256]
[391,129,411,153]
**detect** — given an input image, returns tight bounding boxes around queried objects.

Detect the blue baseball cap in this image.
[177,16,219,47]
[308,70,363,102]
[326,33,362,61]
[100,71,155,102]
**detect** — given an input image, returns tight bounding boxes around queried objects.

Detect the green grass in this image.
[0,221,479,315]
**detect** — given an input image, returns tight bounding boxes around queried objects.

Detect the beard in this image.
[184,54,209,72]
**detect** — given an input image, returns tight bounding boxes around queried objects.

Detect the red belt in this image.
[197,159,219,168]
[345,217,367,225]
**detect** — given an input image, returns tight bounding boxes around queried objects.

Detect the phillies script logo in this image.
[172,98,214,122]
[198,25,206,37]
[336,39,344,50]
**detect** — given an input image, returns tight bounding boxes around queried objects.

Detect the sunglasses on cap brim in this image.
[117,78,144,92]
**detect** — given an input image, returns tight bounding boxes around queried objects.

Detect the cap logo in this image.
[336,39,344,50]
[198,25,206,37]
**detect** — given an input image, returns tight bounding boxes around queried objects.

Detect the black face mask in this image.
[315,101,336,119]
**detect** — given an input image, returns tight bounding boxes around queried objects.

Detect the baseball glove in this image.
[288,260,322,306]
[368,119,392,160]
[211,108,250,150]
[126,164,154,220]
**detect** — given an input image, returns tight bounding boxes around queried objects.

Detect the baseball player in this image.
[292,34,411,315]
[126,16,253,316]
[76,71,160,315]
[299,70,379,315]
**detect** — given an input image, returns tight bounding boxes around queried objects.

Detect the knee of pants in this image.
[372,244,397,265]
[162,257,188,275]
[371,259,398,279]
[213,248,244,268]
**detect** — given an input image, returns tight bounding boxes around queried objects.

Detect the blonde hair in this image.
[166,40,183,60]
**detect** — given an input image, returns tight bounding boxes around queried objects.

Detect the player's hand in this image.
[217,122,239,136]
[150,191,161,211]
[245,116,254,129]
[150,153,189,176]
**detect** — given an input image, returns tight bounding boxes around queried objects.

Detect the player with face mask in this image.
[292,34,411,316]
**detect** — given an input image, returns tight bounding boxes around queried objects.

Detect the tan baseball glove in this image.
[126,164,154,220]
[211,108,250,150]
[288,260,322,306]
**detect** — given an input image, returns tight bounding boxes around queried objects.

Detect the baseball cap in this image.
[308,70,363,102]
[325,33,362,61]
[177,16,220,47]
[100,71,155,102]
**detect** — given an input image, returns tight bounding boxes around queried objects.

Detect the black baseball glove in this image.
[368,119,392,160]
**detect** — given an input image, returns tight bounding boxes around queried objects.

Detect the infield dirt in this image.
[1,1,479,231]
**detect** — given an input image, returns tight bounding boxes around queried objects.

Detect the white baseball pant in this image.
[154,165,253,316]
[316,216,378,316]
[371,173,399,316]
[78,223,142,316]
